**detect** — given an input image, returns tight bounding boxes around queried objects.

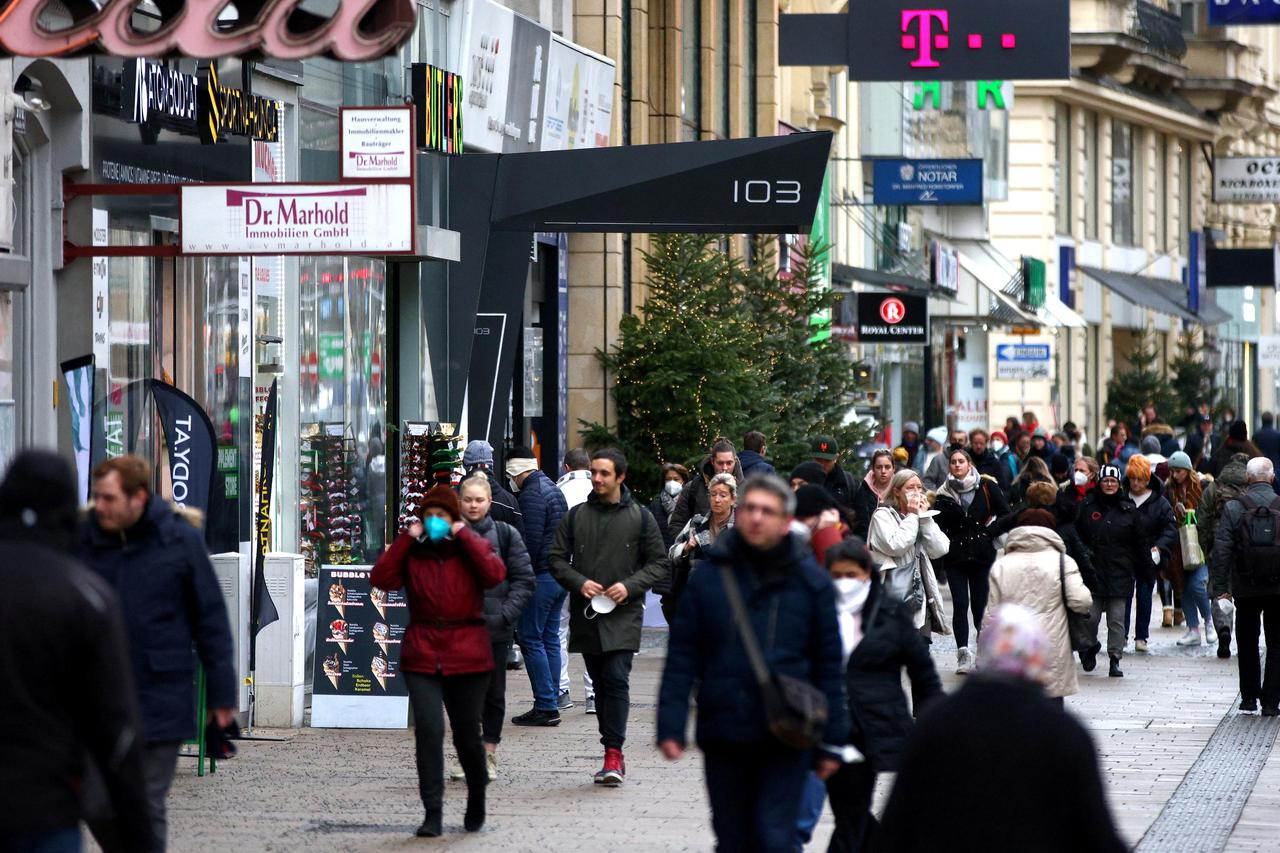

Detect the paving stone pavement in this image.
[88,605,1277,852]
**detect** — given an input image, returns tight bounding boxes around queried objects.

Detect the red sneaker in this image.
[593,748,625,786]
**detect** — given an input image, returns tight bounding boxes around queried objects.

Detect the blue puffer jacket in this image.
[516,470,568,574]
[657,529,849,751]
[738,449,777,479]
[80,496,236,743]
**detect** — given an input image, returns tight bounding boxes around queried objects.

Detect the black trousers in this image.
[405,671,489,815]
[582,650,634,750]
[483,639,512,745]
[825,760,878,853]
[702,741,812,852]
[945,564,990,649]
[1236,595,1280,707]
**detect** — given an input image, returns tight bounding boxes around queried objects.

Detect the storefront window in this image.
[103,225,156,463]
[1083,111,1098,240]
[716,0,730,138]
[1154,133,1168,252]
[1054,103,1071,235]
[681,0,701,140]
[1111,119,1134,246]
[741,0,756,135]
[298,257,388,568]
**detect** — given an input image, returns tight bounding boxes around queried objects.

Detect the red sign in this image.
[879,297,906,324]
[0,0,416,60]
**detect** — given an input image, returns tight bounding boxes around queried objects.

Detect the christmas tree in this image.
[1169,328,1219,421]
[1105,328,1177,428]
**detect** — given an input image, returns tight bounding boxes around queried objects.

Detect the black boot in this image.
[464,785,486,832]
[1108,655,1123,678]
[1080,643,1100,673]
[1218,629,1232,659]
[416,810,442,838]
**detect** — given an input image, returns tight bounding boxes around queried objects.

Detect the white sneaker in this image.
[1176,628,1202,647]
[1135,639,1149,653]
[1205,628,1218,645]
[486,751,498,781]
[956,646,973,675]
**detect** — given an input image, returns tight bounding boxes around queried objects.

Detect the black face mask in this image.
[1097,486,1121,505]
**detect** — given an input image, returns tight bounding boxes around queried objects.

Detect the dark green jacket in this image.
[549,487,669,653]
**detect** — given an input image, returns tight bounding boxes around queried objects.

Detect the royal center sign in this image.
[181,184,414,255]
[780,0,1070,82]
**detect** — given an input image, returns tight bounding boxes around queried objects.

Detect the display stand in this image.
[300,423,360,570]
[398,421,462,532]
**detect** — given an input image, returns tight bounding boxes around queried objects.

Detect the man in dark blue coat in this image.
[658,474,848,852]
[505,446,570,726]
[739,430,777,478]
[1254,412,1280,470]
[80,455,236,851]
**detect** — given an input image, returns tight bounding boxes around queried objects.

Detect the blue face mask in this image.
[425,516,451,541]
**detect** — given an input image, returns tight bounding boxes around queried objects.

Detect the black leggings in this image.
[945,564,990,649]
[483,639,511,745]
[825,759,878,853]
[405,670,490,815]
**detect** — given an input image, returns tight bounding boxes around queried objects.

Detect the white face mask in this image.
[1073,470,1089,487]
[991,440,1005,453]
[834,577,871,614]
[664,480,683,497]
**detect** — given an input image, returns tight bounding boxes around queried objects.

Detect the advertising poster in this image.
[311,565,411,728]
[60,356,95,503]
[340,107,413,180]
[503,14,553,152]
[461,0,516,153]
[541,35,615,151]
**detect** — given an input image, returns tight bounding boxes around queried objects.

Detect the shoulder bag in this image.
[719,565,829,751]
[1059,553,1093,652]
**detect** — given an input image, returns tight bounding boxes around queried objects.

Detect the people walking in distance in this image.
[504,446,569,729]
[875,605,1126,853]
[668,437,743,540]
[808,434,860,512]
[895,421,922,471]
[667,473,737,623]
[791,460,829,492]
[739,430,777,478]
[1058,456,1099,523]
[79,455,236,852]
[970,428,1011,492]
[549,448,668,785]
[1165,452,1212,647]
[1075,465,1150,677]
[651,462,692,627]
[852,449,894,540]
[657,474,848,853]
[1020,481,1097,595]
[1207,420,1263,479]
[985,511,1093,705]
[1,452,153,853]
[1198,451,1251,656]
[918,427,948,491]
[371,485,506,837]
[463,440,525,538]
[1254,411,1280,470]
[1124,455,1177,652]
[798,537,942,852]
[453,474,534,780]
[867,470,950,639]
[1008,455,1053,510]
[556,448,594,711]
[1185,415,1216,474]
[934,448,1011,673]
[1210,457,1280,715]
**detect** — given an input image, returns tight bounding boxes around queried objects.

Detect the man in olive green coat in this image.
[549,447,668,786]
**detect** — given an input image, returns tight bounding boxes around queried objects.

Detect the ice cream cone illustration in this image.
[322,653,341,690]
[327,674,341,689]
[328,582,347,618]
[370,586,388,618]
[373,622,390,658]
[371,655,389,691]
[330,620,351,654]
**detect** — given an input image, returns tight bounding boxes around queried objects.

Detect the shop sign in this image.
[199,63,279,144]
[410,64,464,155]
[92,209,109,363]
[995,343,1051,381]
[0,0,415,60]
[873,158,983,205]
[1209,0,1280,26]
[1259,336,1280,369]
[180,183,414,255]
[1213,157,1280,204]
[779,0,1070,82]
[341,107,414,180]
[124,59,198,133]
[933,241,958,294]
[856,292,928,344]
[912,80,1012,110]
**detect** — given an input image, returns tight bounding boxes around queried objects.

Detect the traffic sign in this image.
[995,343,1051,380]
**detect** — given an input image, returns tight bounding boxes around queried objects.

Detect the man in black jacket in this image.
[80,455,236,851]
[1210,457,1280,714]
[1255,412,1280,469]
[463,440,525,538]
[808,434,859,511]
[970,428,1011,492]
[0,452,153,853]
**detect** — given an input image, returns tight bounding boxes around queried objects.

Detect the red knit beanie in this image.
[420,484,461,521]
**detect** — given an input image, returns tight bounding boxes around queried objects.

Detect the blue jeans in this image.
[1183,565,1212,629]
[2,827,80,853]
[1130,575,1156,641]
[703,741,812,852]
[519,574,567,710]
[794,771,828,850]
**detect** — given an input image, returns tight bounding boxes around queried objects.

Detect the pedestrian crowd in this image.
[3,402,1275,851]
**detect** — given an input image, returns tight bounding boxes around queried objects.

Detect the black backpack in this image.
[1234,494,1280,586]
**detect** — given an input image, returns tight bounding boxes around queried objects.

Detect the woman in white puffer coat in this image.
[985,509,1093,700]
[867,469,951,637]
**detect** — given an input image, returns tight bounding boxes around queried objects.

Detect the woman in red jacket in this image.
[371,484,506,838]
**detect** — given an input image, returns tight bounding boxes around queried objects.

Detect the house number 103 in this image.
[732,179,802,204]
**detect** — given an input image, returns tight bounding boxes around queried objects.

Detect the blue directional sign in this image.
[872,158,983,206]
[996,343,1052,380]
[1209,0,1280,26]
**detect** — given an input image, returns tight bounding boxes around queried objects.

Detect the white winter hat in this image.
[926,426,948,447]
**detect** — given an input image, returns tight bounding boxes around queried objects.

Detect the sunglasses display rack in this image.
[301,424,362,569]
[399,422,463,533]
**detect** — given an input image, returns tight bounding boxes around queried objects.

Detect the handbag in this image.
[718,565,829,751]
[1180,509,1205,567]
[1059,553,1093,653]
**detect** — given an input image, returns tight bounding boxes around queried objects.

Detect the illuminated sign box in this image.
[872,158,983,206]
[412,63,464,156]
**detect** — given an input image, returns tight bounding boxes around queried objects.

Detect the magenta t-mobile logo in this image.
[901,8,1018,68]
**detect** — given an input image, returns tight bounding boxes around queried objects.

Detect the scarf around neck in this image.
[864,469,892,501]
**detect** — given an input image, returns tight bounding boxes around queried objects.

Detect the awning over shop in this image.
[832,262,934,295]
[1077,265,1226,325]
[952,238,1087,329]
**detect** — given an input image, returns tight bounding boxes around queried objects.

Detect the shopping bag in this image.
[1180,510,1205,567]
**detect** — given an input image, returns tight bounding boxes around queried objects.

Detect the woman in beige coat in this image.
[985,510,1093,700]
